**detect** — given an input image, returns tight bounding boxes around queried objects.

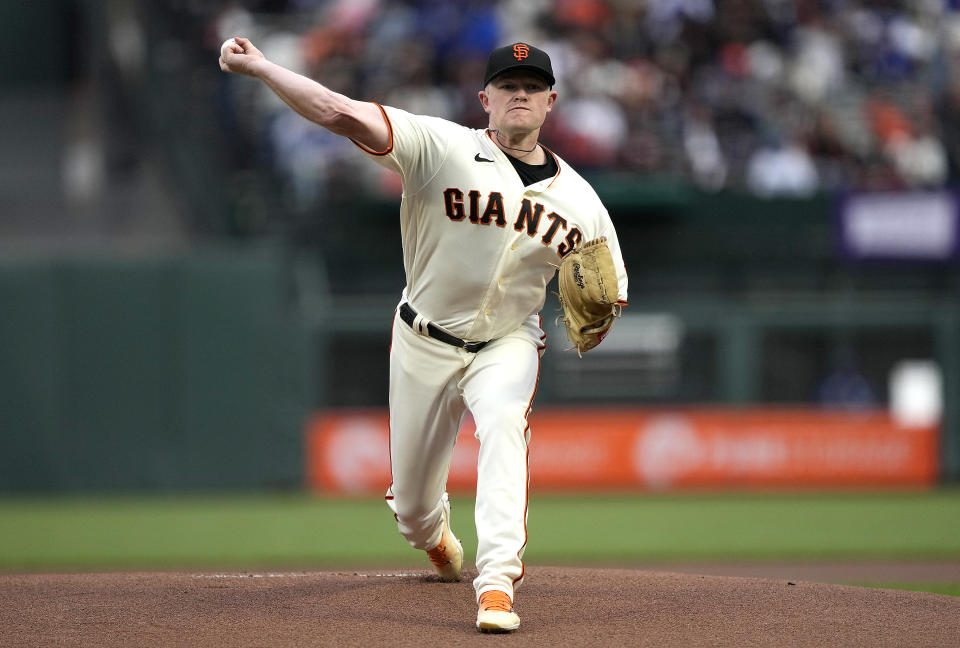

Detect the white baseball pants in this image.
[385,308,544,601]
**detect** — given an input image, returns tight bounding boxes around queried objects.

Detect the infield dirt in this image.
[2,566,959,647]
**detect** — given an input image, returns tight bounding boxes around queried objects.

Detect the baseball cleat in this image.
[476,590,520,633]
[426,499,462,581]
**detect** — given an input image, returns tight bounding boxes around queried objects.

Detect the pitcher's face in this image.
[479,72,556,136]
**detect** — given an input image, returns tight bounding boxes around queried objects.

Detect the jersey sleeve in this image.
[351,104,464,194]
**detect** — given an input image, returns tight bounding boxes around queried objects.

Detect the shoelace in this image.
[480,593,512,613]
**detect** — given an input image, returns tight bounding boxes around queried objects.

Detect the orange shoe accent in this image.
[479,591,513,613]
[427,541,453,570]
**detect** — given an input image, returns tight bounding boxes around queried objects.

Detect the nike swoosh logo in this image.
[474,153,494,163]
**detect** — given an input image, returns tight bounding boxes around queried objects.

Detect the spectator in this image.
[197,0,960,199]
[746,133,819,197]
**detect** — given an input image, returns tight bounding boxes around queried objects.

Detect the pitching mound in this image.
[2,567,958,647]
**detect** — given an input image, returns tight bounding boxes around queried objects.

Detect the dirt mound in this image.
[2,567,958,647]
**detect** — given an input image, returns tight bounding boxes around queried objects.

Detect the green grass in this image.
[0,489,958,571]
[852,582,960,597]
[526,490,960,562]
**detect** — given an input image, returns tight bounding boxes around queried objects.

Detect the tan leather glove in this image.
[556,237,620,354]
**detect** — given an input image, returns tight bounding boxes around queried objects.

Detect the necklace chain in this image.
[492,130,538,154]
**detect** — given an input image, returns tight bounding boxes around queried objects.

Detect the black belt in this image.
[399,302,489,353]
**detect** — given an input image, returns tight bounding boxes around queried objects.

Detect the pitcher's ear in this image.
[478,90,491,113]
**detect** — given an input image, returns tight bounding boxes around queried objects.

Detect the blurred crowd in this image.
[192,0,960,210]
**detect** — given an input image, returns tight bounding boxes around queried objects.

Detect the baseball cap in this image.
[483,42,555,87]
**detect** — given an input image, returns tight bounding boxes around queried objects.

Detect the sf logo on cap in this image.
[513,44,530,61]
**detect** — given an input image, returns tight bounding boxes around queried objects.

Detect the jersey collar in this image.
[483,130,562,189]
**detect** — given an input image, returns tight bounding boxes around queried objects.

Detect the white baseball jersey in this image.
[354,104,629,342]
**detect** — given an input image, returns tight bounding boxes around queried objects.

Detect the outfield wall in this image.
[0,208,957,492]
[0,246,311,491]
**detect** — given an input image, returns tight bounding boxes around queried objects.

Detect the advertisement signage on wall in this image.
[838,191,959,261]
[306,408,939,494]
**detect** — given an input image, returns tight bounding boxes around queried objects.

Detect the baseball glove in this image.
[556,237,620,355]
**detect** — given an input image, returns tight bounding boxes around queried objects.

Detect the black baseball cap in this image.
[483,42,555,87]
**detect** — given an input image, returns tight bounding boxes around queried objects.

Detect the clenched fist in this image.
[219,36,265,77]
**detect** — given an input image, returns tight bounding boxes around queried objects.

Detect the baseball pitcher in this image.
[220,37,628,633]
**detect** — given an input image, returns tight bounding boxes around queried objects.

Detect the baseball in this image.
[221,38,237,58]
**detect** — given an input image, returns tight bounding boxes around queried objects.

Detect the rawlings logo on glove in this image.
[572,263,585,289]
[556,237,620,355]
